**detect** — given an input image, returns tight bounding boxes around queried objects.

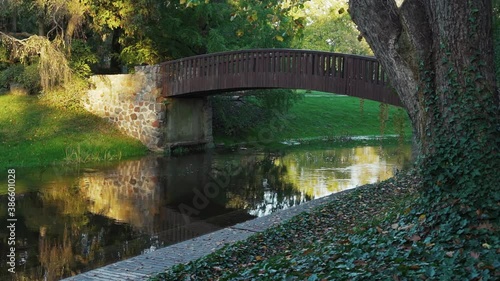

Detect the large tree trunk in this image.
[349,0,499,208]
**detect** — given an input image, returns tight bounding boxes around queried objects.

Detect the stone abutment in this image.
[83,65,213,151]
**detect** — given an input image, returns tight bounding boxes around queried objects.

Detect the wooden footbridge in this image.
[160,49,401,106]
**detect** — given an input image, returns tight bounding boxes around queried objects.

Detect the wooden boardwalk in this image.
[160,49,402,107]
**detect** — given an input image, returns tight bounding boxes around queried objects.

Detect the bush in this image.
[212,89,303,137]
[69,40,98,78]
[212,95,268,137]
[38,76,89,111]
[17,63,41,94]
[0,64,24,91]
[0,63,41,94]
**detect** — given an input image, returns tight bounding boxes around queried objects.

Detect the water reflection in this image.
[0,143,411,280]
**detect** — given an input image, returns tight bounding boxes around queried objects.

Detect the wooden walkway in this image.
[160,49,402,106]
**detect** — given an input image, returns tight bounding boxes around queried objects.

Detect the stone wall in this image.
[83,65,213,151]
[83,65,166,151]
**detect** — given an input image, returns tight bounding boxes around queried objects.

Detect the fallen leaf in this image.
[470,252,480,259]
[445,251,454,257]
[408,235,421,242]
[482,243,491,249]
[409,265,421,270]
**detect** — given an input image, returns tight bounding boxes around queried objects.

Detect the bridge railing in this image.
[159,49,401,106]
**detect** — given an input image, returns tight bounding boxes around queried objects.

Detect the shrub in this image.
[38,76,89,111]
[0,63,41,94]
[69,40,98,78]
[0,64,24,91]
[17,63,41,94]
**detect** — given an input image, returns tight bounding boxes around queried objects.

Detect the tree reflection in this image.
[219,152,312,216]
[1,143,411,280]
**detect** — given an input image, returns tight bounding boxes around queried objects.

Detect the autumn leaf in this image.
[408,235,421,242]
[275,35,284,42]
[418,214,426,222]
[482,243,491,249]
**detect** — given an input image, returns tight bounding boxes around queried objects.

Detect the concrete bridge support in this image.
[164,97,213,151]
[83,65,213,152]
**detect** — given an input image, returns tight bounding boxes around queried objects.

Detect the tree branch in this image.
[349,0,402,61]
[398,0,432,67]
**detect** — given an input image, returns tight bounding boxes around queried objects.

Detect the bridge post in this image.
[163,97,213,152]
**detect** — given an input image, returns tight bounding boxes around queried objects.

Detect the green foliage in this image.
[294,0,372,55]
[0,63,41,94]
[69,40,99,78]
[38,76,88,110]
[0,64,24,91]
[119,39,160,68]
[212,96,271,137]
[0,45,9,70]
[64,144,122,164]
[16,63,41,94]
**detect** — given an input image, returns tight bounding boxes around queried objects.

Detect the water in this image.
[0,142,411,280]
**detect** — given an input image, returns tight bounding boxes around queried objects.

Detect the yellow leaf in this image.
[418,214,426,222]
[180,0,186,4]
[236,30,244,37]
[255,255,263,261]
[275,35,284,42]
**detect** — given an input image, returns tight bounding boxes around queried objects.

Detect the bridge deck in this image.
[160,49,401,106]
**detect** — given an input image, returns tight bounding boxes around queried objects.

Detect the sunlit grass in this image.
[275,91,412,139]
[215,91,412,144]
[0,94,147,170]
[64,144,123,164]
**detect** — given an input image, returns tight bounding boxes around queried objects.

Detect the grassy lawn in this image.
[0,94,147,170]
[215,91,412,144]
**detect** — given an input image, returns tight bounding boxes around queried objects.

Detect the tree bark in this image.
[349,0,499,205]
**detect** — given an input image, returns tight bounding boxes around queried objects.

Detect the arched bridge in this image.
[160,49,401,107]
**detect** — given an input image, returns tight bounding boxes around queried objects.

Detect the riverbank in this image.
[151,168,498,280]
[1,92,410,170]
[0,94,147,170]
[214,92,412,145]
[150,171,420,280]
[61,170,419,281]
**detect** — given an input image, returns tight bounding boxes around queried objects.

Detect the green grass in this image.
[0,94,147,170]
[215,91,412,144]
